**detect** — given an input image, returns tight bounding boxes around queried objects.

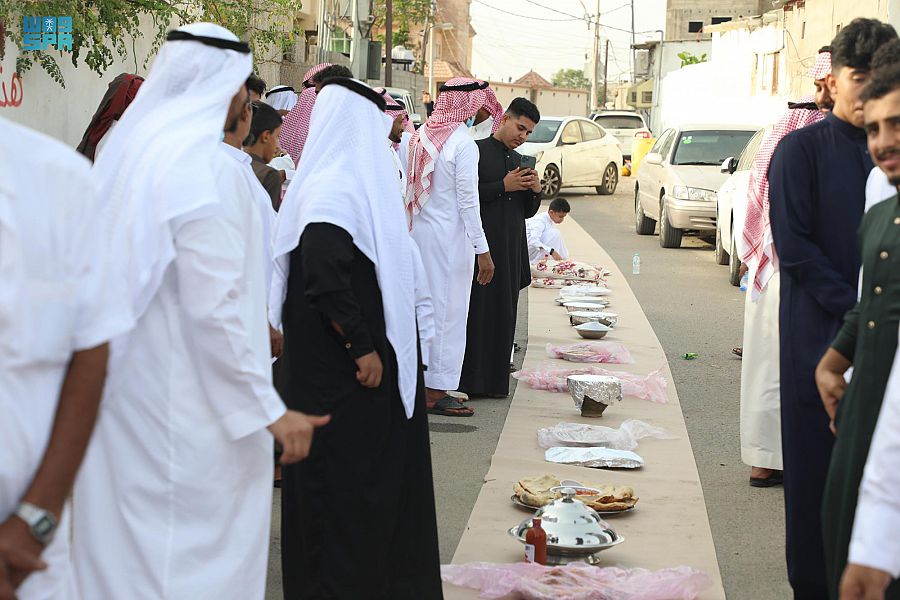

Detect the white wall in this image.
[1,16,165,147]
[534,88,588,117]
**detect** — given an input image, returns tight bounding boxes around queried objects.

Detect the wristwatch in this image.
[15,502,57,546]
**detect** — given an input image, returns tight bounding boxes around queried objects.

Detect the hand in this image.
[268,410,331,464]
[0,517,47,597]
[551,250,563,260]
[816,349,851,434]
[503,168,532,192]
[840,564,892,600]
[355,351,383,388]
[739,262,749,279]
[269,325,284,359]
[476,252,495,285]
[526,169,542,193]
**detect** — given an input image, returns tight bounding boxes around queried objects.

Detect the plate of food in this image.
[511,474,637,515]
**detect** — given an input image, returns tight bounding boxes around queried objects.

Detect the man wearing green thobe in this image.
[816,62,900,599]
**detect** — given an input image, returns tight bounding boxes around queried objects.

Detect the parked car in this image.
[518,116,624,199]
[633,123,759,248]
[382,86,423,126]
[716,127,768,285]
[591,111,652,160]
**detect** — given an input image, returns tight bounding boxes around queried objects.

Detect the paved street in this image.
[268,177,791,600]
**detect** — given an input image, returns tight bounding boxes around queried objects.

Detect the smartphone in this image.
[519,155,537,170]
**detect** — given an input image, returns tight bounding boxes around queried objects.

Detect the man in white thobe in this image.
[0,117,132,600]
[72,23,328,599]
[406,77,497,416]
[526,198,571,264]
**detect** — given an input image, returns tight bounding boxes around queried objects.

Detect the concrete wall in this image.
[1,15,163,147]
[534,88,589,117]
[665,0,768,39]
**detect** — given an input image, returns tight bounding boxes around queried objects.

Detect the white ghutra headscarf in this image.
[264,85,298,112]
[270,78,419,419]
[92,22,253,330]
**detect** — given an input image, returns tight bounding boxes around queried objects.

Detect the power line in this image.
[471,0,584,22]
[521,0,586,21]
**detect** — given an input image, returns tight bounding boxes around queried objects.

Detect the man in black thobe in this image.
[768,18,897,599]
[459,97,542,397]
[271,77,442,600]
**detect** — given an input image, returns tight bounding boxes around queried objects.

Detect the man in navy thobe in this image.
[768,18,897,599]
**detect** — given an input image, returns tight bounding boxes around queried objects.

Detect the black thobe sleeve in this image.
[299,222,374,358]
[478,174,506,202]
[768,135,858,319]
[524,190,541,218]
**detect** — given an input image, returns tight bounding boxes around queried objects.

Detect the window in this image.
[630,92,637,103]
[642,91,653,103]
[651,129,674,156]
[671,130,757,166]
[528,119,562,144]
[659,130,677,159]
[736,128,766,171]
[688,21,703,34]
[579,120,604,142]
[711,16,732,25]
[329,27,351,54]
[561,121,583,144]
[594,114,645,129]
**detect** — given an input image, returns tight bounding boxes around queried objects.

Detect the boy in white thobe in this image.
[0,117,131,600]
[526,198,571,264]
[72,24,327,600]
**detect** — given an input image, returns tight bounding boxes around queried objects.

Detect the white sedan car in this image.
[634,123,758,248]
[715,127,767,285]
[591,111,652,160]
[518,116,624,199]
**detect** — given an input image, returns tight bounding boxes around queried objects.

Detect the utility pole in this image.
[602,38,609,110]
[589,0,600,113]
[630,0,636,83]
[385,0,393,86]
[349,0,370,80]
[428,1,436,97]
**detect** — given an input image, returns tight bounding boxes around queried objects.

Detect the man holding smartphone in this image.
[459,97,542,398]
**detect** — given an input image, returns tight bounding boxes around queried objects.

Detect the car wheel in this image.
[542,164,561,199]
[659,198,683,248]
[729,235,743,286]
[715,225,729,265]
[634,186,655,235]
[596,162,619,195]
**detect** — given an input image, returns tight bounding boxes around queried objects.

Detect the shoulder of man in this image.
[771,120,826,167]
[11,119,92,183]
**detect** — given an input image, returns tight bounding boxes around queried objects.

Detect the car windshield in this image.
[672,130,757,165]
[528,119,562,143]
[594,115,645,129]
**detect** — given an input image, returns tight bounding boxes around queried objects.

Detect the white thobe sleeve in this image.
[848,335,900,577]
[172,213,286,441]
[455,141,489,254]
[72,168,135,350]
[526,215,551,263]
[410,238,435,368]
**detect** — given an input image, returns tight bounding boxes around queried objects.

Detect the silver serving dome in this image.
[508,488,623,556]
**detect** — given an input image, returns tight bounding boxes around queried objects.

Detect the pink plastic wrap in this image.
[546,342,633,364]
[441,561,711,600]
[512,363,669,404]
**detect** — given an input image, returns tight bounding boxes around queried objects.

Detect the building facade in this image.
[665,0,769,39]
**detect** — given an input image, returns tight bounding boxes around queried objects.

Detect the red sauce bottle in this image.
[524,517,547,565]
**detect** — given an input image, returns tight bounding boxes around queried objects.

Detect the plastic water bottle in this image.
[740,272,749,292]
[632,253,641,275]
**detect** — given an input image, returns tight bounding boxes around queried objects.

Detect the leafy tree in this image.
[0,0,302,87]
[677,51,707,67]
[552,68,589,90]
[372,0,428,71]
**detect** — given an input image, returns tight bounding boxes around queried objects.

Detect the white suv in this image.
[591,111,651,160]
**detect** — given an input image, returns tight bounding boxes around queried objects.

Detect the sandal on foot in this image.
[428,395,475,417]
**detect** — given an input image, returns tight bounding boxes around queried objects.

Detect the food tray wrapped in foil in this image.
[545,447,645,469]
[567,375,623,410]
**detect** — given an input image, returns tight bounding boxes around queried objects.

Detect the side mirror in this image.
[720,156,737,174]
[644,152,662,165]
[411,113,422,125]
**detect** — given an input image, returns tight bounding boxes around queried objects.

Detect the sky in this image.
[469,0,666,85]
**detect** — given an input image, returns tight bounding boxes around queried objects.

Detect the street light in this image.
[428,22,454,97]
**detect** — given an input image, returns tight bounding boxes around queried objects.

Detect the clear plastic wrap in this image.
[545,447,645,469]
[546,342,633,364]
[537,420,674,451]
[512,363,668,404]
[441,561,712,600]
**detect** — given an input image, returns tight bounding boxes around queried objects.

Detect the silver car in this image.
[591,111,651,160]
[634,124,758,248]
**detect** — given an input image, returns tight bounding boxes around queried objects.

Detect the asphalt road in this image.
[266,178,791,599]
